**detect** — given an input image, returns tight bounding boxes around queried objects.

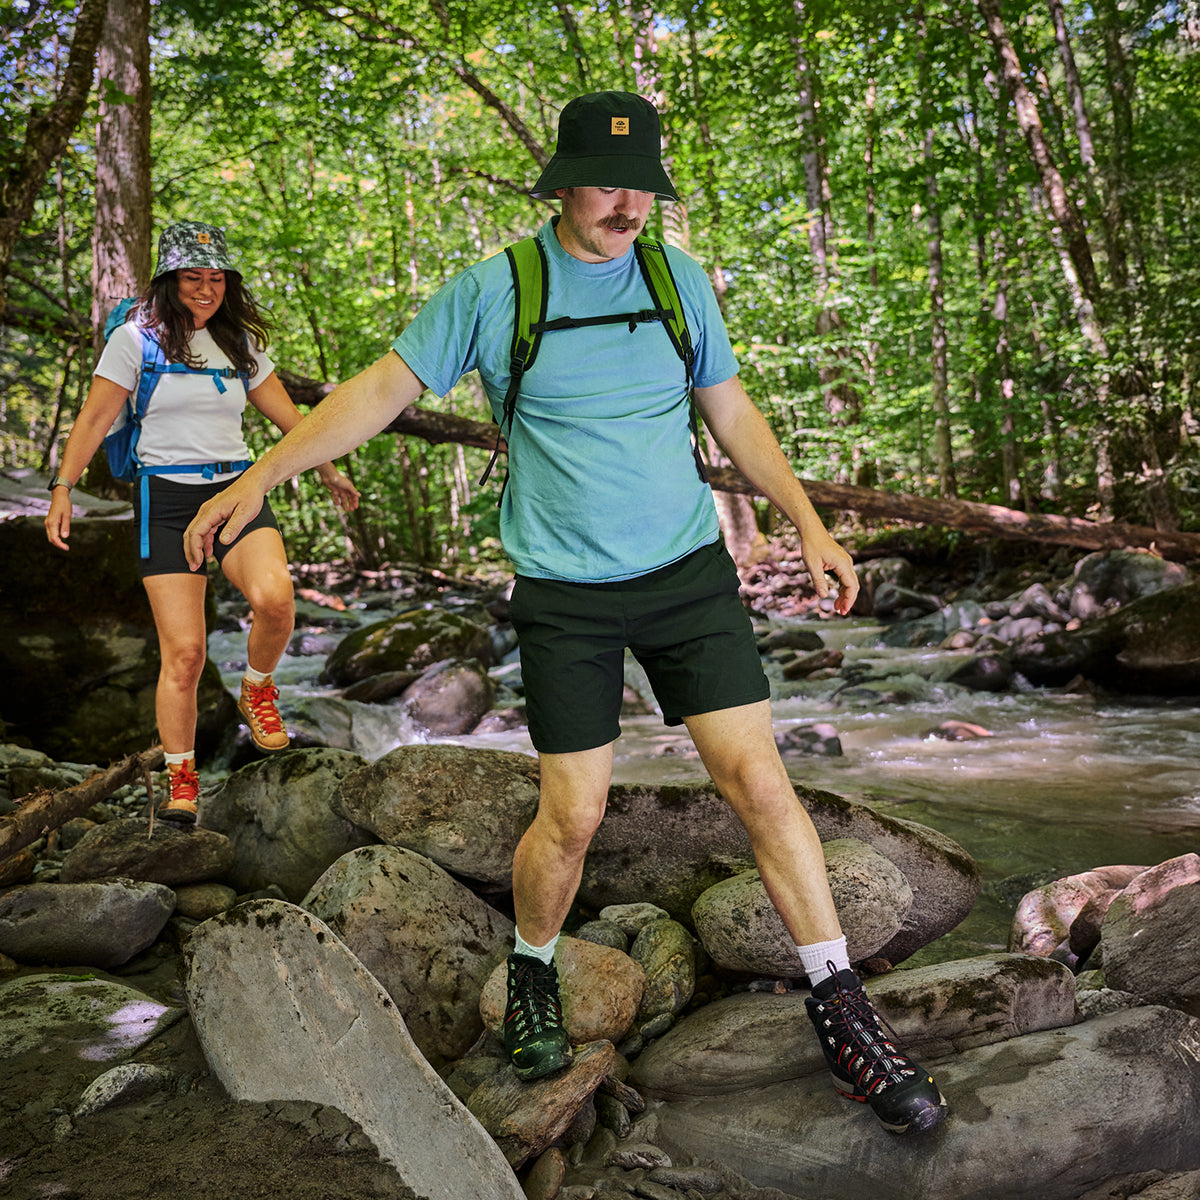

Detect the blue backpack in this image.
[102,299,252,556]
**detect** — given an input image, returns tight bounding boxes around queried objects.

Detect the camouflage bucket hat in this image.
[530,91,677,201]
[152,220,238,279]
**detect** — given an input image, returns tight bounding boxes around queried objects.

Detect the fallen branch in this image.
[0,744,164,862]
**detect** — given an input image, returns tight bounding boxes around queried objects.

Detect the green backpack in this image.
[479,234,708,489]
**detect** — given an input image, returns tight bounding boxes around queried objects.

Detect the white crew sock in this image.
[514,930,559,964]
[164,750,195,768]
[243,666,272,686]
[795,935,850,988]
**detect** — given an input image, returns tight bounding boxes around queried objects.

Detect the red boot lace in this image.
[243,681,284,734]
[170,762,200,805]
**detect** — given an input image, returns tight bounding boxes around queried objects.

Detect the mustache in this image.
[601,214,643,231]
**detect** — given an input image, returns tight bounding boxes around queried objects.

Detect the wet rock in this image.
[691,839,912,977]
[1068,549,1191,622]
[756,627,825,654]
[466,1039,616,1168]
[873,582,941,619]
[322,604,493,685]
[923,719,994,741]
[303,843,513,1067]
[340,669,423,703]
[200,748,373,901]
[59,817,234,887]
[1010,865,1149,967]
[650,1004,1200,1200]
[522,1147,567,1200]
[397,657,496,735]
[72,1062,178,1119]
[851,557,916,616]
[330,745,540,887]
[480,937,645,1048]
[0,972,185,1061]
[574,919,629,952]
[944,654,1013,692]
[184,899,524,1200]
[632,955,1076,1099]
[780,648,843,680]
[630,919,696,1023]
[1101,854,1200,1015]
[774,722,843,756]
[0,878,176,968]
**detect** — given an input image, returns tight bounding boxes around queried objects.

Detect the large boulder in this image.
[0,512,234,762]
[59,818,235,886]
[184,899,525,1200]
[302,844,514,1067]
[1101,854,1200,1016]
[577,781,980,966]
[322,606,494,686]
[1067,549,1191,622]
[329,745,540,887]
[200,748,374,900]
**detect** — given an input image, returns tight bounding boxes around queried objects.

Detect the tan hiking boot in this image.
[238,676,290,752]
[159,760,200,823]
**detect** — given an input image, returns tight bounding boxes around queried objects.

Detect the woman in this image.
[45,220,359,821]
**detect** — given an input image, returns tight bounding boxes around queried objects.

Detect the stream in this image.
[209,611,1200,965]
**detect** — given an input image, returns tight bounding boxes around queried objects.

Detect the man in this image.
[184,91,948,1135]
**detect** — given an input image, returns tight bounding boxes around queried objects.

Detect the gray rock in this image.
[690,839,912,977]
[0,878,176,968]
[1068,549,1191,622]
[1102,854,1200,1015]
[329,744,540,886]
[72,1062,177,1118]
[651,1005,1200,1200]
[573,919,629,952]
[200,748,373,900]
[0,972,184,1061]
[173,882,238,921]
[629,919,696,1022]
[184,898,524,1200]
[398,657,496,735]
[59,818,234,887]
[599,903,672,938]
[302,843,513,1067]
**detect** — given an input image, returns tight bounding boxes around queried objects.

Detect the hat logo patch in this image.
[197,232,212,244]
[611,117,630,136]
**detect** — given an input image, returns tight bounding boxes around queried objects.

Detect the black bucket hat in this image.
[152,220,239,279]
[530,91,678,201]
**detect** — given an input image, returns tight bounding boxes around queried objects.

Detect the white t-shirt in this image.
[95,321,275,483]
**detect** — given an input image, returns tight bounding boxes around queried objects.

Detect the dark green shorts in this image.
[509,539,769,754]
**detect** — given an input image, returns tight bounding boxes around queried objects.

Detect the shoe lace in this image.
[506,959,564,1039]
[243,681,284,734]
[169,763,200,804]
[821,968,917,1096]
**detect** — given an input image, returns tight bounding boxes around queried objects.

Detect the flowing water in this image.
[209,614,1200,963]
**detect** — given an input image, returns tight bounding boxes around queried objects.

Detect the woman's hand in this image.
[319,468,361,512]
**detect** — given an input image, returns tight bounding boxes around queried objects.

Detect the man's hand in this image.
[183,476,266,570]
[800,525,860,616]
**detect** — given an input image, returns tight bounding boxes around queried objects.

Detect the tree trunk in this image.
[0,0,110,325]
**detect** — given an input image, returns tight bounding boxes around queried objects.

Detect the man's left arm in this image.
[693,376,859,615]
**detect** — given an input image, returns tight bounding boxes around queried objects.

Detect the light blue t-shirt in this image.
[394,219,739,583]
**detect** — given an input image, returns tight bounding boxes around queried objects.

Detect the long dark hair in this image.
[132,272,273,378]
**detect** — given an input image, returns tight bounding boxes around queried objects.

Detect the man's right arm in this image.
[184,350,425,570]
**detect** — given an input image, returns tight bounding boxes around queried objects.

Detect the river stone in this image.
[0,972,185,1062]
[690,838,912,977]
[466,1039,616,1169]
[322,605,494,686]
[576,781,979,966]
[1101,854,1200,1015]
[59,817,234,887]
[1009,864,1150,965]
[398,657,497,735]
[629,919,696,1023]
[851,557,916,616]
[631,953,1075,1099]
[302,843,513,1067]
[480,936,644,1047]
[173,882,238,921]
[1068,549,1191,622]
[72,1062,178,1118]
[199,748,374,900]
[183,899,524,1200]
[0,878,176,968]
[329,744,540,886]
[650,1004,1200,1200]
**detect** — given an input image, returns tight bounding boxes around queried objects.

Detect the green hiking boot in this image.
[503,953,573,1082]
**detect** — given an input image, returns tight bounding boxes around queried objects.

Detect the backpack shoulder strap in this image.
[479,237,549,487]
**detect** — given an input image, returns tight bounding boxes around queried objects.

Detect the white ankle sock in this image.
[243,666,272,686]
[514,930,559,964]
[164,751,195,768]
[795,935,850,988]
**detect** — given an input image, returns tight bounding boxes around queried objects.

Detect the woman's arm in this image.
[44,376,131,551]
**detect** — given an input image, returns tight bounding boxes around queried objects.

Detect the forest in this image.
[3,0,1200,570]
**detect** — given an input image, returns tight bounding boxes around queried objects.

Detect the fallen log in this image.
[372,403,1200,563]
[0,744,164,862]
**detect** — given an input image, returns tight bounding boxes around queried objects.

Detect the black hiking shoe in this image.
[805,968,948,1134]
[503,953,573,1082]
